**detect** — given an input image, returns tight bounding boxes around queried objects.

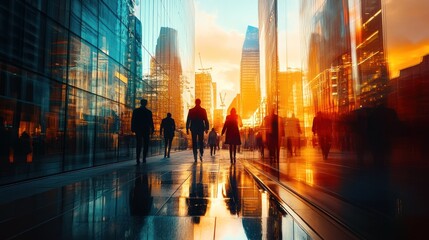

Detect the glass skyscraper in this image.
[0,0,195,185]
[300,0,388,114]
[240,25,260,120]
[258,0,278,116]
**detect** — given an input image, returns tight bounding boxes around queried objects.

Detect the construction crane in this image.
[219,92,227,118]
[198,52,212,73]
[219,92,226,109]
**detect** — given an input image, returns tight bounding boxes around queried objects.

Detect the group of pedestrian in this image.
[132,97,333,164]
[131,99,176,164]
[132,98,243,165]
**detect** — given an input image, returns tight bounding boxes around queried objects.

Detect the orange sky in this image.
[384,0,429,77]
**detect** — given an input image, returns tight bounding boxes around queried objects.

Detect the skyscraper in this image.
[354,0,389,108]
[240,26,261,120]
[195,72,214,124]
[301,0,388,114]
[258,0,278,116]
[0,0,195,185]
[152,27,183,127]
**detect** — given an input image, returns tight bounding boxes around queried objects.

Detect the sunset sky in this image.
[195,0,429,108]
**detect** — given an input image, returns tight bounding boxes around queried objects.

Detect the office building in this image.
[300,0,388,115]
[240,26,261,120]
[195,72,214,124]
[0,0,195,185]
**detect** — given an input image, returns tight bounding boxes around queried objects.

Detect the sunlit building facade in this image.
[150,27,184,128]
[300,0,388,115]
[240,26,261,120]
[277,70,304,125]
[195,72,214,125]
[0,0,194,185]
[258,0,278,115]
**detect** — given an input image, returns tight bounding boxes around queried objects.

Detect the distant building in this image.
[277,70,304,121]
[151,27,183,127]
[240,26,261,119]
[213,109,224,132]
[195,72,214,124]
[301,0,388,115]
[389,55,429,124]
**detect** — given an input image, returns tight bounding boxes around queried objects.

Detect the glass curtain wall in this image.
[0,0,195,185]
[300,0,388,115]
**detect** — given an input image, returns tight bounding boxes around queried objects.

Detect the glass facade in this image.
[258,0,278,116]
[300,0,388,115]
[0,0,195,185]
[240,26,260,120]
[195,72,214,124]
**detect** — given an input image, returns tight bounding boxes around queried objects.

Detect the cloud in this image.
[384,0,429,77]
[195,5,245,106]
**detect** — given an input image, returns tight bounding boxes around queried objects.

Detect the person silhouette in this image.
[131,99,154,164]
[221,108,242,164]
[312,111,332,160]
[187,163,207,223]
[264,109,283,162]
[130,172,152,216]
[223,165,241,215]
[160,113,175,158]
[186,99,209,162]
[207,128,218,156]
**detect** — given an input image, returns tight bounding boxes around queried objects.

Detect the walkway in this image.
[2,146,421,239]
[0,150,312,240]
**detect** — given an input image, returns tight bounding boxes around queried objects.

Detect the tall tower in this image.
[195,72,214,125]
[258,0,278,115]
[301,0,389,114]
[153,27,183,126]
[355,0,389,108]
[240,26,261,119]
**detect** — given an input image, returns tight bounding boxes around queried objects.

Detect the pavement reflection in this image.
[0,150,312,239]
[242,143,429,239]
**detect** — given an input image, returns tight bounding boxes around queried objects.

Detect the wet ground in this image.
[0,150,311,240]
[2,146,427,239]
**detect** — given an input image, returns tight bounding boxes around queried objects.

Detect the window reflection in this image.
[0,64,66,184]
[64,87,96,171]
[94,96,119,165]
[0,0,195,185]
[68,35,97,93]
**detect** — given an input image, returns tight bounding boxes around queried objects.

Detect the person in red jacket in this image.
[222,108,243,164]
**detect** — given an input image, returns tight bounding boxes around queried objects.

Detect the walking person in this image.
[208,128,218,156]
[221,108,242,164]
[312,111,332,160]
[286,113,302,157]
[131,99,154,164]
[186,99,210,162]
[160,112,175,158]
[264,109,284,162]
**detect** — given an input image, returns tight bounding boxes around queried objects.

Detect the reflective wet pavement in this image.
[0,150,313,240]
[3,146,424,239]
[241,146,429,239]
